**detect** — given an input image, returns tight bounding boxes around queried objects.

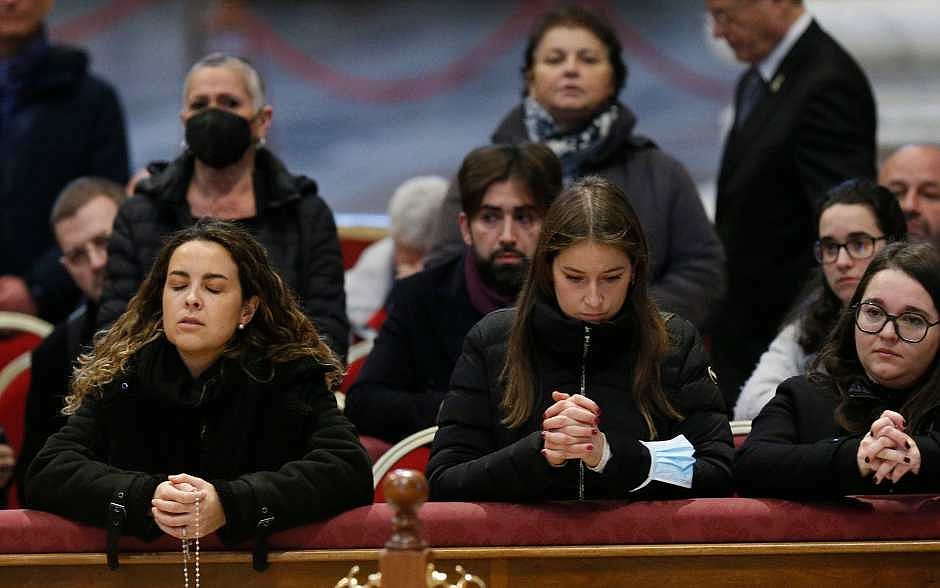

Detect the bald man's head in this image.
[879,144,940,242]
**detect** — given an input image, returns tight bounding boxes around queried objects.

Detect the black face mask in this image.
[185,108,253,169]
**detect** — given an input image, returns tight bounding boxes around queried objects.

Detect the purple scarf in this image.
[464,251,515,316]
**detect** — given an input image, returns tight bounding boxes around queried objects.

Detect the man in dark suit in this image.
[344,144,561,443]
[705,0,876,407]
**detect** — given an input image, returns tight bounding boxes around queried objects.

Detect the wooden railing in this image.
[2,474,940,587]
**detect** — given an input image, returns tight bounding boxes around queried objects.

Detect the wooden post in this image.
[379,469,431,588]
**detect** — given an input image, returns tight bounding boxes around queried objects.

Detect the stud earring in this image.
[238,323,245,331]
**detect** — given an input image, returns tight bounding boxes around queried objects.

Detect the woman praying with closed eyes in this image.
[25,221,372,570]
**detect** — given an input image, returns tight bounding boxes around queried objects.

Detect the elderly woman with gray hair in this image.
[344,175,448,333]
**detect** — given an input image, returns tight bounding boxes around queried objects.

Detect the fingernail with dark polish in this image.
[591,428,598,435]
[905,441,911,449]
[904,457,911,463]
[586,444,594,451]
[864,457,869,463]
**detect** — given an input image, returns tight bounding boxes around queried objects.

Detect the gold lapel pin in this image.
[770,73,785,93]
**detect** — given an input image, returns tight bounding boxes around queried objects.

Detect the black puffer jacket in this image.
[735,375,940,498]
[25,337,372,560]
[427,304,733,502]
[98,149,348,358]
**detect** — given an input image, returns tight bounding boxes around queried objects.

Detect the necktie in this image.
[734,67,766,129]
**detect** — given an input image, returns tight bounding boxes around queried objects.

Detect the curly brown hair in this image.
[65,220,343,413]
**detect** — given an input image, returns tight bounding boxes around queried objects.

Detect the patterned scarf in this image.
[523,95,619,183]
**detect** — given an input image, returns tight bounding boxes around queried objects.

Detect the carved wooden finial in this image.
[383,469,429,551]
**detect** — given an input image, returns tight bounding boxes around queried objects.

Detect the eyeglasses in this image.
[853,301,940,344]
[61,234,110,266]
[814,235,885,264]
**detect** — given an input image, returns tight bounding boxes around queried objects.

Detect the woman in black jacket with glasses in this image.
[736,242,940,497]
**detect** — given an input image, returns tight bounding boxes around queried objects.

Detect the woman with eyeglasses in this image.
[733,180,906,420]
[735,241,940,497]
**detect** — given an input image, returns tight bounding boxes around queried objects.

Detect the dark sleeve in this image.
[97,202,144,328]
[14,326,71,503]
[25,394,162,539]
[647,154,726,330]
[792,70,876,209]
[896,431,940,492]
[344,285,447,442]
[86,79,131,185]
[212,377,372,544]
[610,317,733,498]
[26,249,82,324]
[733,378,874,498]
[427,321,572,502]
[299,197,349,360]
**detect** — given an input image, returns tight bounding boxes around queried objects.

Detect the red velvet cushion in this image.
[359,435,392,464]
[4,495,940,554]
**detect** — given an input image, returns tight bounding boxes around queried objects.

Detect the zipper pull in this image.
[200,422,208,441]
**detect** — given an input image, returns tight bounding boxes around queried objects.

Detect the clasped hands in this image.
[541,391,605,469]
[856,410,921,485]
[151,473,226,539]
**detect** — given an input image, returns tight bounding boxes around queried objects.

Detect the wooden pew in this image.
[2,484,940,586]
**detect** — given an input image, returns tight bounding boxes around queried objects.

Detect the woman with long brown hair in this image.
[427,177,732,501]
[26,220,372,570]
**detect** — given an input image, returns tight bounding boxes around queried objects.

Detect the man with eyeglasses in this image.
[7,177,127,507]
[704,0,877,407]
[344,144,561,443]
[878,144,940,244]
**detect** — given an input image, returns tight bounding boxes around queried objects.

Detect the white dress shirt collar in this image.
[758,10,813,82]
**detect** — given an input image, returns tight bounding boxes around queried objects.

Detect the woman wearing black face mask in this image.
[99,53,349,359]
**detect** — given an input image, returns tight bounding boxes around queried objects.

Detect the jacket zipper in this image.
[578,325,592,501]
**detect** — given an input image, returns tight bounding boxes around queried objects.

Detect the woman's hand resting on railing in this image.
[857,410,921,485]
[151,473,227,539]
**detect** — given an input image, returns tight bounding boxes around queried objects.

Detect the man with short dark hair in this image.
[344,144,562,443]
[0,0,129,323]
[879,144,940,244]
[706,0,876,407]
[8,177,127,506]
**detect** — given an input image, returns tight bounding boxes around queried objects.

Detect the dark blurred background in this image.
[49,0,940,223]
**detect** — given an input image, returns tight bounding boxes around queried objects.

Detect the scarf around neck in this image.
[463,250,515,316]
[523,95,619,183]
